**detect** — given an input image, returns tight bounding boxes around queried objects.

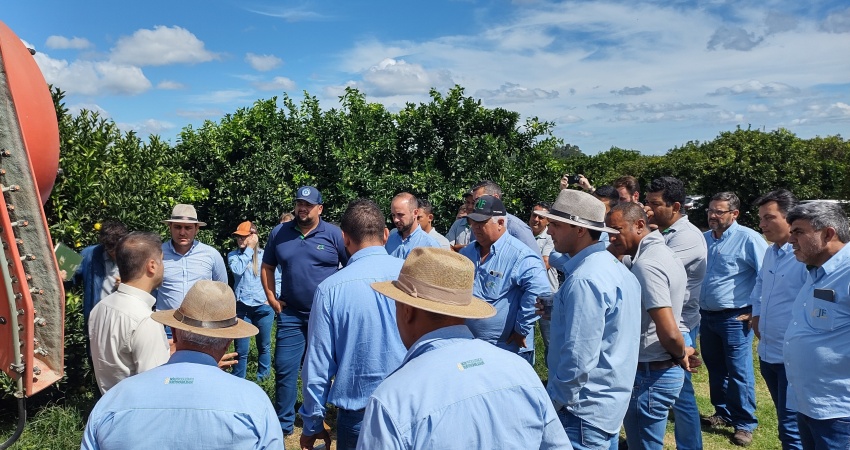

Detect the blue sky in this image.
[5,0,850,154]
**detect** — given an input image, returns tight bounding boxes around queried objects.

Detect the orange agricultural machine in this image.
[0,19,65,446]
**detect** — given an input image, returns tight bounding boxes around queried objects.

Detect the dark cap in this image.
[466,195,507,222]
[295,186,322,205]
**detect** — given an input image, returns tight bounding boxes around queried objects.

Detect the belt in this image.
[700,306,751,315]
[637,359,677,371]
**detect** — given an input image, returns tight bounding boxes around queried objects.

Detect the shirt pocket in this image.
[716,253,739,271]
[805,298,836,331]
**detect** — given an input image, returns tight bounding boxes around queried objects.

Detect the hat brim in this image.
[534,210,620,234]
[163,219,207,226]
[371,281,496,319]
[231,231,251,237]
[151,310,258,339]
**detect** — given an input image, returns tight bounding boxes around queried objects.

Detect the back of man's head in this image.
[647,177,686,207]
[613,176,640,198]
[341,199,387,244]
[610,201,648,225]
[116,231,162,282]
[471,180,503,199]
[419,198,434,216]
[593,185,619,205]
[99,221,129,255]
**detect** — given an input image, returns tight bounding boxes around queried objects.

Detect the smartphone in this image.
[814,288,836,303]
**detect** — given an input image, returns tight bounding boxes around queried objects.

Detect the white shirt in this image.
[89,283,170,393]
[427,228,451,250]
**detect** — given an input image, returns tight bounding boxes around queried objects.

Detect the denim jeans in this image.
[673,325,703,450]
[274,307,309,435]
[623,364,684,450]
[760,360,802,450]
[232,302,275,380]
[700,307,758,432]
[797,413,850,450]
[558,408,619,450]
[336,408,365,450]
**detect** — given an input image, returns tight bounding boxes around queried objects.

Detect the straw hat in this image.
[163,204,207,226]
[151,281,258,339]
[534,189,620,234]
[371,247,496,319]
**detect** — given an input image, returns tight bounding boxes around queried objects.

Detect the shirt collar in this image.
[116,283,157,309]
[663,215,689,235]
[167,239,199,255]
[773,241,793,256]
[632,230,665,264]
[533,226,548,238]
[348,245,387,263]
[403,224,424,242]
[813,242,850,279]
[166,350,219,367]
[710,220,741,241]
[561,241,607,276]
[473,230,508,254]
[402,325,474,366]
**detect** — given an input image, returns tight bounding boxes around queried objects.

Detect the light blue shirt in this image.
[784,243,850,420]
[357,325,571,450]
[460,232,548,354]
[445,217,472,246]
[81,350,283,450]
[700,221,767,311]
[548,241,641,434]
[299,246,406,435]
[227,247,267,307]
[156,240,228,311]
[385,225,441,259]
[750,242,807,364]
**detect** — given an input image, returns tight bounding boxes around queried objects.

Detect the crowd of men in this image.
[74,176,850,450]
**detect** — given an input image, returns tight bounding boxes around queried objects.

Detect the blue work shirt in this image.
[750,242,807,364]
[228,247,267,307]
[262,219,348,316]
[784,243,850,420]
[81,350,283,450]
[357,325,571,450]
[385,225,441,259]
[548,241,641,434]
[299,246,406,435]
[700,221,767,311]
[460,232,548,355]
[156,240,227,311]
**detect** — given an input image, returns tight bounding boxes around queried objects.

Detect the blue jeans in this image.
[274,307,309,435]
[336,408,365,450]
[797,414,850,450]
[673,325,703,450]
[558,408,619,450]
[233,302,275,380]
[700,307,758,432]
[760,360,802,450]
[623,364,684,450]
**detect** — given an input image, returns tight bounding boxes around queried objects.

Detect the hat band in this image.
[393,273,472,306]
[170,215,198,222]
[548,208,606,229]
[173,309,237,329]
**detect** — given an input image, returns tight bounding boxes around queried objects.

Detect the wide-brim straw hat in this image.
[535,189,620,234]
[372,247,496,319]
[152,281,258,339]
[163,203,207,226]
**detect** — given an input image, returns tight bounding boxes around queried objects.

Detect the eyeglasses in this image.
[705,209,734,216]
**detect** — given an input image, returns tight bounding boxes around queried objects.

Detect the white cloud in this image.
[190,89,255,104]
[475,82,558,103]
[343,58,455,97]
[588,102,715,113]
[245,53,283,71]
[110,26,218,66]
[611,85,652,96]
[821,7,850,33]
[709,80,799,97]
[747,104,769,113]
[253,76,296,91]
[157,80,185,90]
[67,103,109,117]
[175,108,224,119]
[116,119,175,135]
[706,26,764,51]
[245,7,328,22]
[34,52,151,95]
[557,114,583,124]
[45,35,92,50]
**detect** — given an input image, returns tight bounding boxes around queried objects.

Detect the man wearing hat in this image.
[535,189,641,450]
[357,247,571,449]
[385,192,441,259]
[260,186,348,436]
[82,281,283,449]
[470,180,539,252]
[157,204,227,313]
[460,195,549,363]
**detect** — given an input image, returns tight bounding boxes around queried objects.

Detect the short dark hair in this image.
[99,221,129,254]
[610,202,648,224]
[418,198,434,215]
[471,180,503,198]
[753,189,798,216]
[340,199,387,244]
[593,185,619,204]
[786,202,850,243]
[647,177,686,206]
[711,191,741,211]
[116,232,162,282]
[613,176,640,196]
[533,201,551,211]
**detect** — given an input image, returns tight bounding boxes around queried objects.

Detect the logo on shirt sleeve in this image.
[164,377,194,385]
[457,358,485,371]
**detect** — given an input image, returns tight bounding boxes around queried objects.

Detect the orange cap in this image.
[232,221,256,237]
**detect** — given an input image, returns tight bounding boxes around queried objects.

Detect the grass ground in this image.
[0,324,781,449]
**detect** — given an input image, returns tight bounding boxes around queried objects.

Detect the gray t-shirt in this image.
[628,231,687,362]
[428,228,451,250]
[533,228,559,292]
[662,215,707,331]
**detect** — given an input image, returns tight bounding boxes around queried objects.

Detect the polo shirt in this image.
[262,219,348,315]
[156,240,228,311]
[700,221,767,311]
[534,227,559,292]
[385,225,441,259]
[662,215,707,331]
[446,217,472,246]
[427,228,451,250]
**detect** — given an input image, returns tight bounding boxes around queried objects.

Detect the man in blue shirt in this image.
[751,190,806,450]
[471,180,539,252]
[261,186,348,436]
[157,204,228,316]
[784,201,850,450]
[299,199,406,450]
[360,247,571,449]
[82,280,282,450]
[535,189,641,450]
[460,195,548,364]
[700,191,768,447]
[446,191,474,251]
[73,221,128,326]
[385,192,441,259]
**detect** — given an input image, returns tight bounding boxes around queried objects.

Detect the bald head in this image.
[391,192,421,238]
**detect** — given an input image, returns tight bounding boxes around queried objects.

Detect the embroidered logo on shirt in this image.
[317,244,325,250]
[813,308,829,319]
[164,377,194,385]
[457,358,484,371]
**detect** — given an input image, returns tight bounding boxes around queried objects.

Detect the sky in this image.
[4,0,850,155]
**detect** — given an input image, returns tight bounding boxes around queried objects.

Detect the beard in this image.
[396,220,414,236]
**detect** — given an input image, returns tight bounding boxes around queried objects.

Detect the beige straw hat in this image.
[151,281,258,339]
[371,247,496,319]
[163,203,207,226]
[535,189,620,234]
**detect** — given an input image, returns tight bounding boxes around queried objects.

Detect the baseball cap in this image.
[466,195,507,222]
[295,186,322,205]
